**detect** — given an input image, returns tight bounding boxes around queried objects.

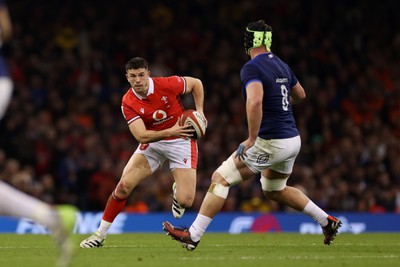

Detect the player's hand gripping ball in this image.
[179,109,207,140]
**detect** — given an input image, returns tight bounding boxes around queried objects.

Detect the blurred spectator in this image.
[88,157,118,210]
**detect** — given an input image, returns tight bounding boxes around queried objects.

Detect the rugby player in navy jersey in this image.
[163,20,342,250]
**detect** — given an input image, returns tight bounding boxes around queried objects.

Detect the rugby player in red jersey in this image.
[80,57,206,248]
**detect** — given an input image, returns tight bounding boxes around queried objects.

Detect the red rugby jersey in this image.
[121,76,186,131]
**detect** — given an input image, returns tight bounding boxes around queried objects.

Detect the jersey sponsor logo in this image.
[153,110,167,121]
[275,78,288,83]
[153,116,174,125]
[152,110,174,125]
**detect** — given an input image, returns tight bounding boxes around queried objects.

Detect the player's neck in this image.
[249,47,269,59]
[132,88,149,98]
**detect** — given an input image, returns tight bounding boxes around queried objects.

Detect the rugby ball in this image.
[179,109,206,140]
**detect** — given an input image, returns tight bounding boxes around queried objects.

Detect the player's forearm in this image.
[290,96,303,105]
[290,82,306,104]
[134,129,175,144]
[246,101,262,141]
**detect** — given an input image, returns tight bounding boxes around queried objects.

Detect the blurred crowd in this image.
[0,0,399,213]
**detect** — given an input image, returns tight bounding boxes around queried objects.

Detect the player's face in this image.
[126,68,150,96]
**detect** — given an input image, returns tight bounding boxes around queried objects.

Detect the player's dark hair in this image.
[125,57,149,72]
[246,20,272,32]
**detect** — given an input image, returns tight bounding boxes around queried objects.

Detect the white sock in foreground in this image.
[189,214,212,242]
[302,200,329,227]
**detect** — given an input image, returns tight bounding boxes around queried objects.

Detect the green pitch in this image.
[0,233,399,267]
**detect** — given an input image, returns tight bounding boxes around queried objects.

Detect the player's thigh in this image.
[164,138,198,169]
[233,155,258,180]
[134,143,166,173]
[120,153,152,188]
[171,168,196,197]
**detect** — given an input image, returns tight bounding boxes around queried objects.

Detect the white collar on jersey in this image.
[131,77,154,99]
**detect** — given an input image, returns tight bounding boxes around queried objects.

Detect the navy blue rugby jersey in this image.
[240,52,299,139]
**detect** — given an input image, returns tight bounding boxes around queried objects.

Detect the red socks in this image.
[102,191,127,223]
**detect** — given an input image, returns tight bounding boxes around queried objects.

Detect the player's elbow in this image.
[191,77,202,87]
[248,98,263,109]
[185,77,203,94]
[192,78,203,94]
[291,90,306,104]
[132,131,149,144]
[291,93,305,105]
[297,90,306,101]
[291,82,306,103]
[135,135,151,144]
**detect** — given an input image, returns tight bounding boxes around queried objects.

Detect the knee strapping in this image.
[208,182,229,199]
[260,176,288,192]
[215,157,243,185]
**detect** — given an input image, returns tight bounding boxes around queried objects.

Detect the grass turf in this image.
[0,233,399,267]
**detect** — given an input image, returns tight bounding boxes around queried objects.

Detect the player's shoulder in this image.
[253,52,281,63]
[152,76,186,96]
[265,53,289,67]
[122,87,135,103]
[254,53,290,71]
[152,75,184,85]
[241,57,260,75]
